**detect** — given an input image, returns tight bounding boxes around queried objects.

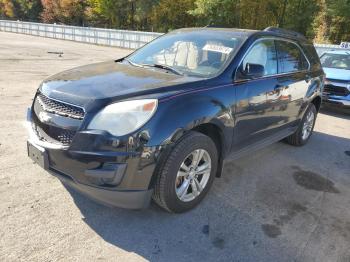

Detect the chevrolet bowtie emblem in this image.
[38,111,52,122]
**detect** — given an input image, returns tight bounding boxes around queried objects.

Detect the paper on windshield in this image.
[203,44,233,54]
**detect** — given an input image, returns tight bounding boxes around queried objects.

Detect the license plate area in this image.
[27,141,49,170]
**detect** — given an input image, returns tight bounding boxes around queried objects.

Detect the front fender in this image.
[144,93,234,149]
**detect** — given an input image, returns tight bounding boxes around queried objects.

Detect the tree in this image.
[327,0,350,42]
[86,0,130,28]
[0,0,15,18]
[0,0,42,20]
[41,0,86,25]
[189,0,239,27]
[150,0,196,32]
[0,0,349,43]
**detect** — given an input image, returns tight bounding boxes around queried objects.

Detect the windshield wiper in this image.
[142,63,184,76]
[124,59,183,76]
[123,58,143,68]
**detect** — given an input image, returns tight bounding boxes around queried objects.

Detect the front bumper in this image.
[49,168,153,209]
[26,109,158,209]
[322,95,350,108]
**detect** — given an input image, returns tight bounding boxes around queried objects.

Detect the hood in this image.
[323,67,350,82]
[40,61,201,108]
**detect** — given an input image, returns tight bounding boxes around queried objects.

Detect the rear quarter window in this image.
[276,41,309,73]
[301,43,322,71]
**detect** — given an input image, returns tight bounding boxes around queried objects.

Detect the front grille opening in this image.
[37,92,85,120]
[33,117,76,146]
[324,85,350,97]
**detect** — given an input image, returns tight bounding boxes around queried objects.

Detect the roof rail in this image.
[264,27,306,40]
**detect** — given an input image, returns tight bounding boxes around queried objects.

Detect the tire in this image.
[285,103,317,146]
[152,131,218,213]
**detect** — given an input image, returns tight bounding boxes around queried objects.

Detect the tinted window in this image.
[237,39,277,79]
[320,53,350,70]
[301,43,321,71]
[276,41,309,73]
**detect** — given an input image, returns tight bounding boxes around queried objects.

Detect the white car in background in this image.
[320,50,350,109]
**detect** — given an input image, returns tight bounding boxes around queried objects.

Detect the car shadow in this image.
[320,106,350,119]
[64,131,350,262]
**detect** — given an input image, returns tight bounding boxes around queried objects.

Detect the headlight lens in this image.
[88,99,158,136]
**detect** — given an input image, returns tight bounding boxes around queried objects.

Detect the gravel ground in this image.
[0,31,350,262]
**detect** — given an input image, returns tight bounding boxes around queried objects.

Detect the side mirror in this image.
[242,63,265,79]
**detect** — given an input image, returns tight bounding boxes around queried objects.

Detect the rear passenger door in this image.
[274,40,310,125]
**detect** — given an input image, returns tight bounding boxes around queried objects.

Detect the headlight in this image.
[88,99,158,136]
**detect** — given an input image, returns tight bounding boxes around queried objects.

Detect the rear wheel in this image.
[152,131,218,213]
[286,103,317,146]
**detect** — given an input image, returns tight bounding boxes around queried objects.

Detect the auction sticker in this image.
[203,44,233,54]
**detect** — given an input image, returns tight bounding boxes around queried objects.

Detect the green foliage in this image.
[190,0,319,37]
[41,0,86,25]
[0,0,349,43]
[0,0,42,20]
[150,0,195,32]
[189,0,238,27]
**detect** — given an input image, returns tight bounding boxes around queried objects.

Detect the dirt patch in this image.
[202,225,209,235]
[212,237,225,249]
[263,202,307,238]
[261,224,281,238]
[274,202,307,226]
[292,166,340,193]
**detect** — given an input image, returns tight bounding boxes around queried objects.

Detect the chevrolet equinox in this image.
[27,27,324,213]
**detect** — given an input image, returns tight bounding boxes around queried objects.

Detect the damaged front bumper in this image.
[26,108,159,209]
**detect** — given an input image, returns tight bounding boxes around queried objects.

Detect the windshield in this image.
[127,30,245,77]
[320,53,350,70]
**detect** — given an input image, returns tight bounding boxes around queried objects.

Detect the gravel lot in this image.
[0,31,350,262]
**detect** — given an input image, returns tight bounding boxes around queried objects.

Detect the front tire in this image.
[286,103,317,146]
[152,131,218,213]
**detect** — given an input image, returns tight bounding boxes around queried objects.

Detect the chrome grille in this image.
[37,92,85,120]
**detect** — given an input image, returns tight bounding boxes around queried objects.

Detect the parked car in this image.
[26,27,324,213]
[320,50,350,109]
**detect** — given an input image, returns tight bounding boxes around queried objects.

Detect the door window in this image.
[276,41,309,73]
[237,39,278,79]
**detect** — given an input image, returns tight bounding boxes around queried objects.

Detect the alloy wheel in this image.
[175,149,212,202]
[302,110,315,140]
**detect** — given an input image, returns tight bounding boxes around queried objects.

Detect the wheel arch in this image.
[311,95,322,112]
[192,123,226,177]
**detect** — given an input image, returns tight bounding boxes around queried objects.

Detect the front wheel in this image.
[285,103,317,146]
[152,131,218,213]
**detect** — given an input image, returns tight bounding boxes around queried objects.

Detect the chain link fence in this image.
[1,20,349,54]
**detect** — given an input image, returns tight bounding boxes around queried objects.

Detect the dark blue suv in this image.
[27,27,324,213]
